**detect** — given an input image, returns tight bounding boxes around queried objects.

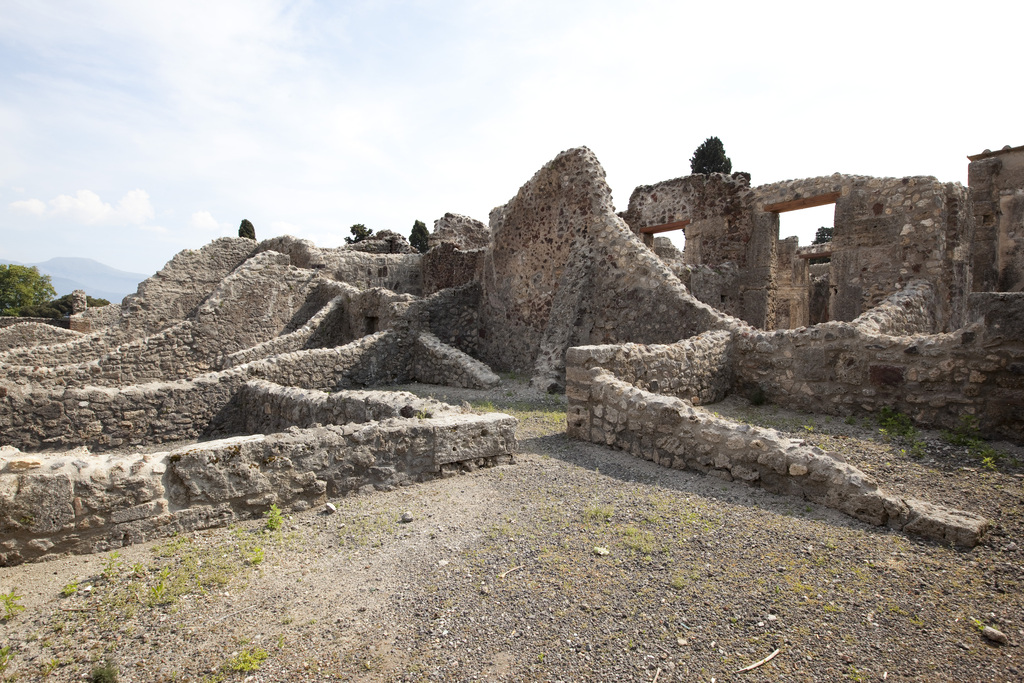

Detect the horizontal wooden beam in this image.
[764,191,841,214]
[796,248,833,259]
[640,219,690,234]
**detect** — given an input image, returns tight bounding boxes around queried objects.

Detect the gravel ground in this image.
[1,380,1023,682]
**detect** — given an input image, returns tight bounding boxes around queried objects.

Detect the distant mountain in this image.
[2,257,150,304]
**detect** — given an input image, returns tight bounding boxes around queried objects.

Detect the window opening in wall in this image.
[776,202,836,248]
[365,316,378,334]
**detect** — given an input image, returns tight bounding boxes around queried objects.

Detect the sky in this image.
[2,0,1021,277]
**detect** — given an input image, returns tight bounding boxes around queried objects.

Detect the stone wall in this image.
[564,367,986,546]
[125,237,258,335]
[565,330,734,406]
[0,322,81,351]
[256,235,424,296]
[478,147,734,391]
[775,236,809,329]
[0,329,499,452]
[0,399,516,565]
[968,146,1024,293]
[428,212,490,251]
[421,243,484,296]
[0,252,330,388]
[622,171,974,333]
[732,286,1023,441]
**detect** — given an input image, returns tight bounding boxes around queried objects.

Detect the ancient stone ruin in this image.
[4,143,1022,564]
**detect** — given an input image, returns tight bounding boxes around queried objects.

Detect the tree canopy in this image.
[410,220,429,253]
[238,219,256,240]
[689,136,733,175]
[0,264,57,316]
[812,226,833,244]
[17,293,110,319]
[809,226,834,264]
[345,224,373,244]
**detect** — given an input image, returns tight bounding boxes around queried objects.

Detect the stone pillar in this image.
[71,289,87,315]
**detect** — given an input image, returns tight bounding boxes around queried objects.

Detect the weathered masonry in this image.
[3,143,1021,562]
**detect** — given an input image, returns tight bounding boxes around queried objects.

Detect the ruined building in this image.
[2,144,1021,564]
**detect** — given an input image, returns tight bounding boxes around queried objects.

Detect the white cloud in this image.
[189,210,221,231]
[115,189,155,224]
[14,189,156,226]
[10,198,46,215]
[49,189,113,223]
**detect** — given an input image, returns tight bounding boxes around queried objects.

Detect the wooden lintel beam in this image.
[796,248,834,259]
[640,219,690,234]
[764,191,841,214]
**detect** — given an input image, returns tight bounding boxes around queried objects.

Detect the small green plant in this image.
[943,414,982,446]
[583,504,614,522]
[970,617,985,632]
[1,588,25,620]
[225,647,268,673]
[877,407,917,440]
[0,645,12,673]
[61,581,79,597]
[89,658,119,683]
[264,504,284,531]
[41,657,60,676]
[102,552,123,581]
[243,545,264,565]
[844,415,857,426]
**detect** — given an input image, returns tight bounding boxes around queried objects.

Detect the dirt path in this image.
[1,381,1022,682]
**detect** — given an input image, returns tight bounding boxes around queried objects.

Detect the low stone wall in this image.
[565,330,733,406]
[0,317,69,330]
[848,280,936,336]
[565,367,987,546]
[0,407,517,565]
[0,331,500,452]
[0,322,81,351]
[731,313,1024,442]
[234,380,455,435]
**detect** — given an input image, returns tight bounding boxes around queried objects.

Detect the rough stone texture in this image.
[428,212,490,251]
[565,367,987,546]
[0,405,516,565]
[968,146,1024,293]
[0,323,81,351]
[479,147,733,391]
[347,230,419,254]
[775,236,809,329]
[624,172,975,333]
[422,242,484,296]
[623,173,777,329]
[0,252,329,388]
[0,329,500,452]
[126,237,259,335]
[256,235,423,296]
[566,330,734,406]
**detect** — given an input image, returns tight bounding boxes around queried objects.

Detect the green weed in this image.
[224,647,268,673]
[264,504,284,531]
[1,588,25,621]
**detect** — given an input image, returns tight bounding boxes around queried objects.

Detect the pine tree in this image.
[345,224,373,244]
[689,137,733,175]
[238,219,256,240]
[410,220,429,253]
